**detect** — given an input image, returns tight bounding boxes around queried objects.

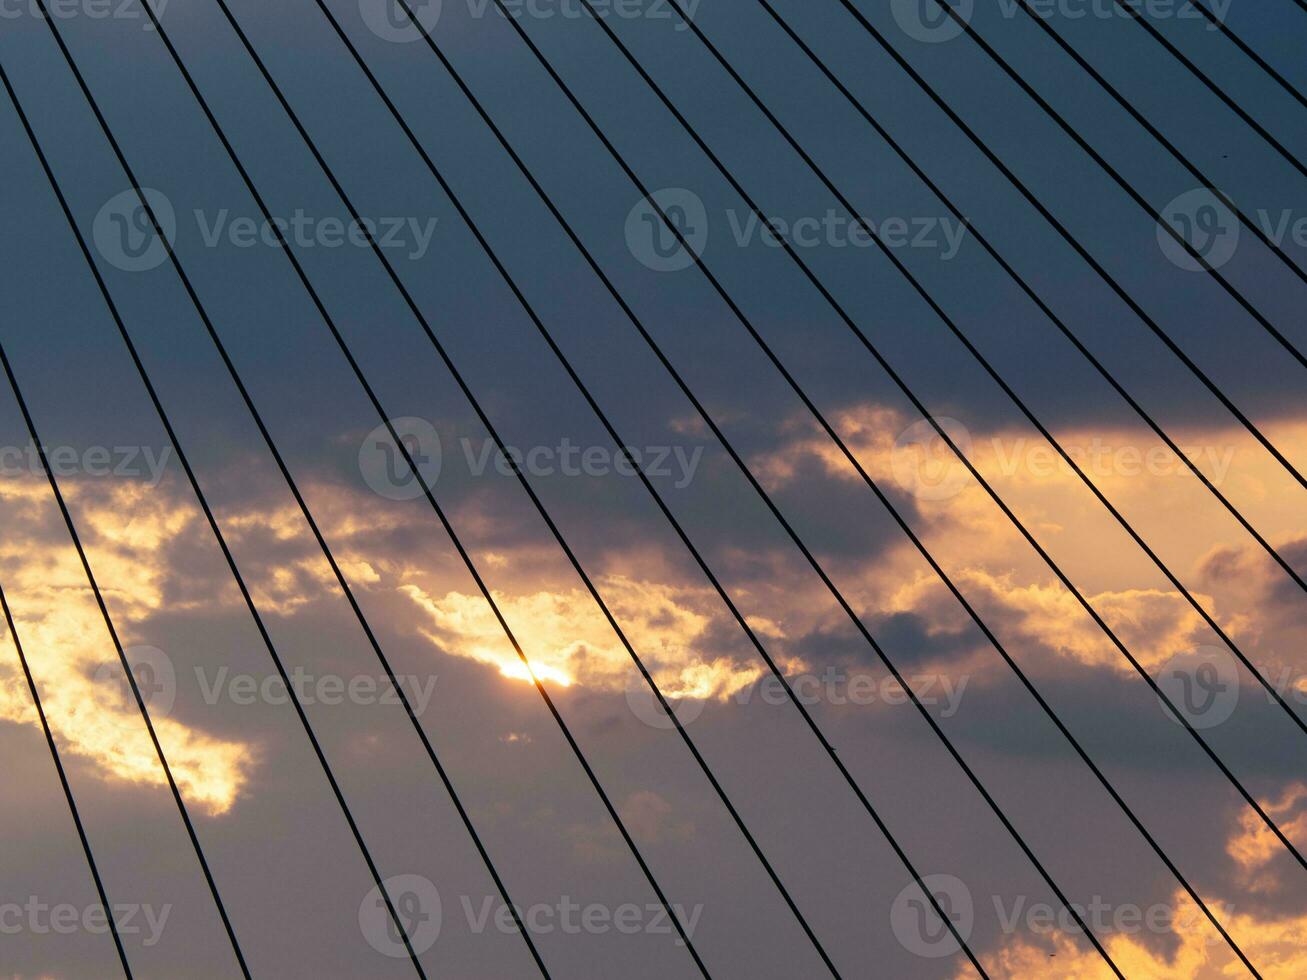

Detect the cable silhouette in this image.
[595,0,1307,737]
[932,0,1307,375]
[143,0,836,971]
[326,0,1222,972]
[1115,0,1307,167]
[419,0,1307,879]
[0,575,133,978]
[14,27,555,980]
[750,0,1303,595]
[22,10,431,975]
[0,96,251,980]
[54,4,720,974]
[304,1,996,975]
[1015,0,1307,323]
[829,0,1306,489]
[559,0,1299,963]
[1185,0,1307,111]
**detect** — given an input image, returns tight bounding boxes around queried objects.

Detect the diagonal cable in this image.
[18,11,431,974]
[410,0,1307,879]
[751,0,1303,594]
[0,575,133,978]
[829,0,1306,488]
[139,0,838,971]
[933,0,1307,373]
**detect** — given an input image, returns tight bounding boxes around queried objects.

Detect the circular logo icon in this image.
[1156,645,1240,730]
[360,874,442,957]
[890,873,974,958]
[359,0,442,42]
[1157,188,1239,271]
[91,645,177,729]
[624,672,708,730]
[625,188,709,273]
[890,417,972,501]
[93,188,176,273]
[359,417,442,501]
[891,0,973,43]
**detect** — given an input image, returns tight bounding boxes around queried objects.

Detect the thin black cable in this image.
[0,75,251,980]
[374,0,1130,972]
[24,11,429,974]
[566,0,1274,969]
[1115,0,1307,170]
[633,0,1306,735]
[119,5,558,974]
[433,0,1307,879]
[77,5,713,975]
[1187,0,1307,112]
[1016,0,1307,350]
[310,3,987,976]
[13,21,546,980]
[0,577,133,978]
[752,0,1303,594]
[830,0,1307,489]
[1029,0,1307,297]
[147,0,830,971]
[933,0,1307,377]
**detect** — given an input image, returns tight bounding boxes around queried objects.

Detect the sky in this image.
[0,0,1305,976]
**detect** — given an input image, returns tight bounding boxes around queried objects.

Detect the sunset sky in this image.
[0,0,1304,976]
